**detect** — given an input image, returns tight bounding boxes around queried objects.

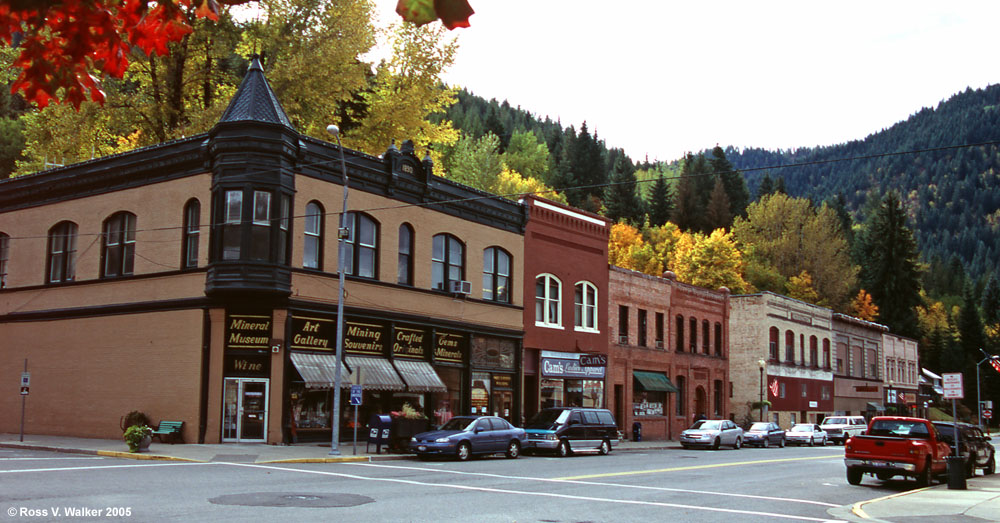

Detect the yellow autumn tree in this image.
[851,289,879,321]
[494,169,567,204]
[609,222,663,275]
[787,271,821,305]
[642,222,682,272]
[670,228,751,293]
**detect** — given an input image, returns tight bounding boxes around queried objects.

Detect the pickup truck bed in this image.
[844,417,951,486]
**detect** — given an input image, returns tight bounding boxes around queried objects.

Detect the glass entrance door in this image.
[492,389,512,422]
[222,378,269,442]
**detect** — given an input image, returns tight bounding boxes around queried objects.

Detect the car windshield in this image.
[440,418,475,431]
[749,423,770,431]
[823,418,846,425]
[526,409,570,429]
[790,425,812,432]
[690,420,722,430]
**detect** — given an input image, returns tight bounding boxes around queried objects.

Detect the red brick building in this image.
[608,267,730,440]
[520,196,610,425]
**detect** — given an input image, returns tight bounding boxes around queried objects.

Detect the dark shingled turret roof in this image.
[218,56,294,129]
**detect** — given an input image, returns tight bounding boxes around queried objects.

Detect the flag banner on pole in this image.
[991,357,1000,374]
[769,378,779,398]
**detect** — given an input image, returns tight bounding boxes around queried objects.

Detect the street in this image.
[0,444,929,522]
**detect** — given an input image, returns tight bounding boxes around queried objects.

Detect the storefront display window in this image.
[471,371,491,415]
[541,378,564,409]
[431,366,462,427]
[541,378,604,408]
[633,388,666,416]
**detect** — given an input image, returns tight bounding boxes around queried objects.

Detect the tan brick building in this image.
[882,333,920,416]
[729,292,834,428]
[0,59,525,445]
[831,314,888,417]
[608,268,730,440]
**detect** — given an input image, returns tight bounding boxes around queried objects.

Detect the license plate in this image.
[418,446,427,451]
[865,460,888,467]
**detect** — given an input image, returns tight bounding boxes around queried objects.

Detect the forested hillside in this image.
[723,85,1000,285]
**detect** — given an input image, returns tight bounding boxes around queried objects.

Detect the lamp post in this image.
[758,359,766,422]
[327,124,349,456]
[976,348,999,428]
[887,379,894,415]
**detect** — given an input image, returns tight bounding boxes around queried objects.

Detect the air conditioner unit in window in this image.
[655,340,664,349]
[449,280,472,295]
[618,335,629,345]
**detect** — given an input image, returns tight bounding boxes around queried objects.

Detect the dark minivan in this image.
[523,407,618,457]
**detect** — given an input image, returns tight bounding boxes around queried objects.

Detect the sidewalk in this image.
[0,433,672,464]
[829,473,1000,522]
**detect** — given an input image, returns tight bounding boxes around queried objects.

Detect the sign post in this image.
[942,372,966,490]
[20,360,28,442]
[349,368,364,455]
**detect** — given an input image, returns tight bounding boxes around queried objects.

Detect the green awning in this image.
[633,371,679,393]
[867,402,885,412]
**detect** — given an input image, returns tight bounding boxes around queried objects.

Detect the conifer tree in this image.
[710,146,750,219]
[671,154,701,232]
[774,176,787,195]
[982,274,1000,326]
[705,176,732,231]
[647,174,674,227]
[757,173,774,199]
[958,283,986,362]
[604,153,642,224]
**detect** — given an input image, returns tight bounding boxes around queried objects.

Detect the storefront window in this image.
[541,378,564,409]
[633,388,666,416]
[471,371,491,415]
[541,378,603,409]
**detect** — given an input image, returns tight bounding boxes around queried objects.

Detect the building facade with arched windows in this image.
[0,58,526,444]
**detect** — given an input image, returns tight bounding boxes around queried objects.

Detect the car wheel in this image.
[822,436,827,446]
[846,467,863,485]
[712,437,721,450]
[557,440,571,457]
[966,455,976,478]
[916,458,932,487]
[599,440,611,455]
[680,443,689,449]
[985,453,995,475]
[456,442,471,462]
[734,437,742,450]
[809,437,815,447]
[779,437,785,448]
[505,440,520,459]
[763,438,769,448]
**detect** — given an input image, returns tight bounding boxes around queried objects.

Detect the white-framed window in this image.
[574,281,598,331]
[303,201,323,269]
[483,247,512,302]
[535,273,562,327]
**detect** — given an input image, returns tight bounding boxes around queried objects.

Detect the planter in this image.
[390,417,429,450]
[137,434,152,452]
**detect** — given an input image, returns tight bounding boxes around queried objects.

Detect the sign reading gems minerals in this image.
[435,331,465,364]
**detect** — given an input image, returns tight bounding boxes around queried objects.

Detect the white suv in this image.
[819,416,867,445]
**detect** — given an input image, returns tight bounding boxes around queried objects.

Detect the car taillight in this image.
[909,440,923,455]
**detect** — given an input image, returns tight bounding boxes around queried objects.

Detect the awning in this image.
[866,402,885,412]
[290,352,352,389]
[393,359,448,393]
[633,370,679,393]
[345,356,406,391]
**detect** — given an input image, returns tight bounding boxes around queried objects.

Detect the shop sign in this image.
[855,385,878,393]
[541,357,605,379]
[492,374,513,390]
[903,392,917,404]
[344,320,386,356]
[290,316,334,351]
[471,336,515,369]
[393,326,426,358]
[226,313,271,351]
[435,331,465,364]
[224,354,270,377]
[579,354,607,367]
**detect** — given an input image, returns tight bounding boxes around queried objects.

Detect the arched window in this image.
[102,212,136,278]
[713,379,723,416]
[483,247,512,302]
[784,330,795,362]
[689,317,698,352]
[47,221,78,283]
[0,232,8,288]
[676,375,686,416]
[823,339,831,369]
[810,336,819,368]
[574,281,598,331]
[182,199,200,268]
[398,223,413,285]
[675,315,685,352]
[714,322,723,357]
[535,274,561,327]
[769,327,779,360]
[303,201,323,269]
[432,233,463,290]
[702,319,710,354]
[345,212,378,278]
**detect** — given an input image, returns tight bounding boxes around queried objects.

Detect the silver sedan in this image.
[680,419,744,450]
[786,423,827,446]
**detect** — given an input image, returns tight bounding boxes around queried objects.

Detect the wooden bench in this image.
[151,421,184,444]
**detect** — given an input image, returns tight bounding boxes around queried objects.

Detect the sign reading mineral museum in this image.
[435,331,465,364]
[290,316,335,351]
[226,314,272,350]
[393,326,427,358]
[344,320,385,356]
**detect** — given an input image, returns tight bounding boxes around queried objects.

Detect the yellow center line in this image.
[556,454,842,480]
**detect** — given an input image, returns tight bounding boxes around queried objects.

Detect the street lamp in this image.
[976,348,999,428]
[327,124,350,456]
[758,359,766,421]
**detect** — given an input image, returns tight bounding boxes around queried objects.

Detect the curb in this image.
[258,456,370,464]
[849,485,933,521]
[95,450,202,462]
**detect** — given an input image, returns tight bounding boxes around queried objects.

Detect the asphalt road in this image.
[0,444,924,522]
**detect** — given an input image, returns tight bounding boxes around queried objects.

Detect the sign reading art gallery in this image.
[435,331,465,364]
[226,313,272,351]
[393,326,427,359]
[344,320,386,356]
[290,316,335,351]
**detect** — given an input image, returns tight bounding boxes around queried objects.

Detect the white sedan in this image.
[785,423,827,446]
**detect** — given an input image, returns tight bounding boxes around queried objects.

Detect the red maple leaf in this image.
[396,0,474,30]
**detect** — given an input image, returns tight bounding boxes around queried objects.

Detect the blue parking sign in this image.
[350,384,363,405]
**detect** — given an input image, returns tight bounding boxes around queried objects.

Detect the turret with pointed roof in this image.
[218,56,294,129]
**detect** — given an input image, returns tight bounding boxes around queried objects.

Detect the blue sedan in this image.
[409,416,527,461]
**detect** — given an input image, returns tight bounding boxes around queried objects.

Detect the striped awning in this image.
[345,356,406,391]
[289,352,351,389]
[393,359,448,393]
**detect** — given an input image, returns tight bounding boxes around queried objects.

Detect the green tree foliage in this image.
[501,129,549,181]
[603,153,643,224]
[646,174,674,227]
[982,275,1000,326]
[856,191,923,338]
[443,132,503,192]
[957,283,985,363]
[710,146,750,219]
[704,177,731,232]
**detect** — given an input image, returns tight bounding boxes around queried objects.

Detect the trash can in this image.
[946,456,967,490]
[632,422,642,442]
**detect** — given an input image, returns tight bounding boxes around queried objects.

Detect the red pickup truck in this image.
[844,416,952,486]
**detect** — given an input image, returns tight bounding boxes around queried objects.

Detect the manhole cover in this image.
[209,454,259,463]
[209,492,374,508]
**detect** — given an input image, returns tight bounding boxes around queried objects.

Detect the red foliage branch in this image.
[0,0,249,109]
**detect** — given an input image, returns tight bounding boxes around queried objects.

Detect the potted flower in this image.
[389,402,429,451]
[123,424,152,453]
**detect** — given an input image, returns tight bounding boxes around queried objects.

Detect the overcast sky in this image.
[373,1,1000,162]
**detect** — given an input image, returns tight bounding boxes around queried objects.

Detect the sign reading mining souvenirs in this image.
[290,316,335,352]
[226,313,272,351]
[344,320,386,356]
[393,326,427,359]
[435,331,465,364]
